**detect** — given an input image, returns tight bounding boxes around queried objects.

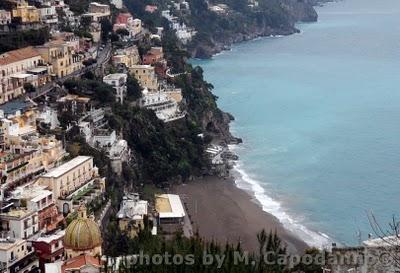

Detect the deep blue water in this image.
[192,0,400,247]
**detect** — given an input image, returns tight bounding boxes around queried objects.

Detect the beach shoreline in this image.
[175,175,309,254]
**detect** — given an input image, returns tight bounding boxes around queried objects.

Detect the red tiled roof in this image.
[62,255,101,272]
[115,12,133,24]
[0,47,40,66]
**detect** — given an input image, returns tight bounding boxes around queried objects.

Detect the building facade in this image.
[0,47,51,104]
[103,73,127,104]
[0,209,39,240]
[130,65,158,91]
[35,41,82,78]
[113,46,140,69]
[0,10,11,25]
[0,238,39,273]
[143,47,164,65]
[12,1,41,24]
[37,156,105,214]
[32,229,65,272]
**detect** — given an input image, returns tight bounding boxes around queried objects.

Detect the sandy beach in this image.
[175,176,308,254]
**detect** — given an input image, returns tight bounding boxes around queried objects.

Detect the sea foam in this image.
[229,145,332,249]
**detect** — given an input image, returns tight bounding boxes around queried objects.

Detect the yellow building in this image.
[112,46,140,68]
[0,150,45,200]
[12,1,41,23]
[37,156,105,214]
[63,204,102,259]
[35,41,83,78]
[0,47,51,104]
[165,88,183,103]
[37,156,95,199]
[130,65,158,91]
[7,133,66,170]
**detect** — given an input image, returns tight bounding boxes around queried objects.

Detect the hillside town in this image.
[1,0,397,273]
[0,0,199,271]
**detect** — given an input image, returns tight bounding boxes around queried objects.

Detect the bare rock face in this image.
[191,26,298,59]
[282,0,319,23]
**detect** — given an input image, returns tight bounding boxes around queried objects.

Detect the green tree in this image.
[126,74,142,101]
[23,83,36,93]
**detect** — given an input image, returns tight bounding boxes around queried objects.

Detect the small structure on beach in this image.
[155,194,185,225]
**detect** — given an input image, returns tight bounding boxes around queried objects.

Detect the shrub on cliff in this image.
[63,78,116,104]
[108,104,207,184]
[0,28,50,54]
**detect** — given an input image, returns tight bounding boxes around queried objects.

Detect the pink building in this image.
[145,5,158,13]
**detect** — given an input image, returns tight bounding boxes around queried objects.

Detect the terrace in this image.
[60,177,105,209]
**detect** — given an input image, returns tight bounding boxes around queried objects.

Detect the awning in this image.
[27,67,48,74]
[11,73,34,79]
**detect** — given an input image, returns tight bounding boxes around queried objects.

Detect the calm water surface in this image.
[192,0,400,246]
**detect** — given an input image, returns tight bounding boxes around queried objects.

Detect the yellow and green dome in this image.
[64,206,102,251]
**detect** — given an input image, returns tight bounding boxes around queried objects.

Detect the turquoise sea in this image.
[192,0,400,247]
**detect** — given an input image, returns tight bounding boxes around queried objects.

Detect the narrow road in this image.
[27,42,112,100]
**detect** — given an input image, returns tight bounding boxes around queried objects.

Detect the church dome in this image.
[64,205,102,251]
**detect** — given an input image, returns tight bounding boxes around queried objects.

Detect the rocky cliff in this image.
[187,0,320,58]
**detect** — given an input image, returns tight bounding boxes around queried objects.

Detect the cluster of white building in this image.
[161,9,197,44]
[129,59,185,122]
[70,102,130,175]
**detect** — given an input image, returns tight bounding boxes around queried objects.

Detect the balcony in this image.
[43,18,58,24]
[9,251,38,273]
[9,256,17,263]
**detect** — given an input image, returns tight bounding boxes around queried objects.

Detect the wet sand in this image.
[175,176,308,254]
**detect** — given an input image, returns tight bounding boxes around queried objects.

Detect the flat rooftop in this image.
[155,194,185,219]
[42,156,92,178]
[103,73,127,80]
[0,99,34,117]
[35,230,65,244]
[117,200,148,220]
[0,208,34,219]
[12,185,52,202]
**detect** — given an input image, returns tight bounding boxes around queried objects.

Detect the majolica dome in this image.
[64,205,102,251]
